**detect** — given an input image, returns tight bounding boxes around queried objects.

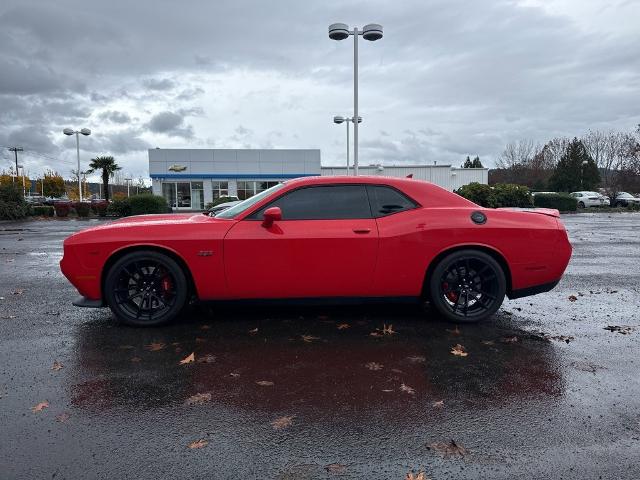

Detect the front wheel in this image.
[104,251,189,327]
[578,201,585,209]
[428,250,506,323]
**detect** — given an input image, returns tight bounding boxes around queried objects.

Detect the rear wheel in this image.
[578,201,585,208]
[104,251,188,327]
[428,250,506,323]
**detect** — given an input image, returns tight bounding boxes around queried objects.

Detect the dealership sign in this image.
[168,164,187,172]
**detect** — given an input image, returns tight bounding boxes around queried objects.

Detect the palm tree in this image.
[87,156,121,201]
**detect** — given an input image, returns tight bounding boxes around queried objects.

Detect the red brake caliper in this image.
[161,276,172,297]
[443,282,458,302]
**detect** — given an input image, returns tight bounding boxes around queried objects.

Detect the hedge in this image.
[91,200,109,217]
[0,184,28,220]
[54,201,72,217]
[455,182,533,208]
[107,194,169,217]
[73,202,91,217]
[204,196,238,210]
[30,205,55,217]
[533,193,578,212]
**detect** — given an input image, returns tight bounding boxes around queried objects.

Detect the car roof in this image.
[280,175,475,208]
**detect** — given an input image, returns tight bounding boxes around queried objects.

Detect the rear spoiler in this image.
[496,207,560,218]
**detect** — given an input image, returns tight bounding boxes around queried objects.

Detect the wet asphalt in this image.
[0,213,639,479]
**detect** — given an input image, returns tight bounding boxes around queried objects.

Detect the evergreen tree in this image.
[548,138,600,192]
[471,156,483,168]
[462,156,473,168]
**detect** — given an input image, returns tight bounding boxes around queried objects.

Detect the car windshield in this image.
[618,192,633,198]
[215,183,286,219]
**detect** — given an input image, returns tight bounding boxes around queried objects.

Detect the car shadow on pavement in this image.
[69,304,564,417]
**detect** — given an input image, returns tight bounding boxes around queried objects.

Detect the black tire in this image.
[428,249,506,323]
[104,251,188,327]
[578,201,585,209]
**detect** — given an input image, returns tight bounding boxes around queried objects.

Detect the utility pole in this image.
[8,147,23,184]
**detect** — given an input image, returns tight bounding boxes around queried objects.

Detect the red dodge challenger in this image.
[60,176,572,326]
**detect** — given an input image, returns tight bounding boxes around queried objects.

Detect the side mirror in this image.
[262,207,282,228]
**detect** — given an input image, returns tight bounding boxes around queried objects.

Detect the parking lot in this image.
[1,213,639,479]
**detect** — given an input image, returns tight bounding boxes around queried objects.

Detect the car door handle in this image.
[353,228,371,234]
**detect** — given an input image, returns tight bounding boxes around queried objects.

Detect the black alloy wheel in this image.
[104,251,188,327]
[578,201,585,208]
[428,249,506,323]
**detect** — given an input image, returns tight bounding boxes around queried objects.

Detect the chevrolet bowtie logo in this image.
[168,164,187,172]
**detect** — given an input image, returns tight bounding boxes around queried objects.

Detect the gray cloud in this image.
[146,111,194,138]
[99,110,132,124]
[142,78,175,91]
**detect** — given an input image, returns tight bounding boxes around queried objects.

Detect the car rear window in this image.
[367,185,418,217]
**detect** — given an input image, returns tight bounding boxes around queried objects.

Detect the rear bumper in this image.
[72,296,105,308]
[508,279,560,299]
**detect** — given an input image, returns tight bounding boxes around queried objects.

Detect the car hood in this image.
[64,213,229,244]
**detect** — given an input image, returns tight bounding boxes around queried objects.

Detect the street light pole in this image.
[125,178,132,197]
[329,23,383,176]
[63,128,91,202]
[8,147,23,184]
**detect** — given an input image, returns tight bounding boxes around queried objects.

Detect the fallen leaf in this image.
[185,392,212,405]
[229,372,240,378]
[501,336,519,343]
[325,463,347,474]
[369,331,383,337]
[179,352,195,365]
[428,439,468,458]
[450,344,468,357]
[545,335,574,344]
[481,340,495,346]
[187,439,208,449]
[604,325,634,334]
[144,342,166,351]
[256,380,274,386]
[55,412,70,423]
[271,415,294,430]
[405,472,429,480]
[382,323,396,335]
[381,389,394,392]
[301,335,319,343]
[432,400,444,408]
[130,356,142,363]
[196,354,216,364]
[568,295,578,302]
[12,289,23,295]
[364,362,383,371]
[337,323,350,330]
[31,401,49,412]
[400,383,416,394]
[407,355,426,363]
[51,361,63,371]
[248,327,259,335]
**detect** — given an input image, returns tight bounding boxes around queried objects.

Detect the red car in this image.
[60,176,572,326]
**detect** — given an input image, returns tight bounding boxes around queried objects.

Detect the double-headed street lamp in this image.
[63,128,91,202]
[333,115,362,175]
[328,22,383,176]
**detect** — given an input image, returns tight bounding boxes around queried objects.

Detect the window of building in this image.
[212,181,229,200]
[237,181,280,200]
[367,185,418,217]
[191,182,204,210]
[250,185,371,220]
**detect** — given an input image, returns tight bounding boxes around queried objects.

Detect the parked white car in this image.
[570,191,609,208]
[613,192,640,207]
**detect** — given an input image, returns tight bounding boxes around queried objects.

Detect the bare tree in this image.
[496,139,537,169]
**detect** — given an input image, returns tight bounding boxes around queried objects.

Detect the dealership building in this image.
[149,148,488,210]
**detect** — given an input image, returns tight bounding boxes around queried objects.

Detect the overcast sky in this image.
[0,0,638,182]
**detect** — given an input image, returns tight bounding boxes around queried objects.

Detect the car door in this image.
[223,184,379,299]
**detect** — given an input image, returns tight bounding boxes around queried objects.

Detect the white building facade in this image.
[149,148,488,210]
[150,148,321,210]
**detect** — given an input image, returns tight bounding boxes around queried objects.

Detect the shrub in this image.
[492,183,533,208]
[31,205,55,217]
[73,201,91,217]
[533,193,578,212]
[128,194,169,215]
[54,201,72,217]
[107,199,131,217]
[455,183,495,207]
[92,200,109,217]
[0,184,28,220]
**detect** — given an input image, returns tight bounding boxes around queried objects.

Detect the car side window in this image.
[249,185,372,220]
[367,185,418,217]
